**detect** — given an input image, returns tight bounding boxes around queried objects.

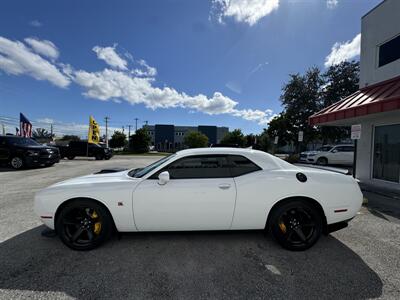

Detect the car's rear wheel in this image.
[67,156,75,160]
[95,154,104,160]
[10,156,24,169]
[316,157,328,166]
[55,199,113,250]
[269,200,323,251]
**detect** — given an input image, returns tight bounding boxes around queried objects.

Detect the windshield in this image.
[317,146,333,152]
[129,154,176,178]
[9,137,40,146]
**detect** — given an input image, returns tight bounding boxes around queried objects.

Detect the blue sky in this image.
[0,0,381,136]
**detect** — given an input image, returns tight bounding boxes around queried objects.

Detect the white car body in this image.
[35,148,362,233]
[312,144,355,166]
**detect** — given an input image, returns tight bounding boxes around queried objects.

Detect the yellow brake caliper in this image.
[91,210,102,235]
[278,221,287,234]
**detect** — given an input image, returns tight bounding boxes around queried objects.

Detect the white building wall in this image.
[360,0,400,88]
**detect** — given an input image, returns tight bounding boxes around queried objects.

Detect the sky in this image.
[0,0,382,137]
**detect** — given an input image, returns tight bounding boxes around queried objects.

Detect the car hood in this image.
[49,169,137,188]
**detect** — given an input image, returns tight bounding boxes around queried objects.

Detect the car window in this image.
[7,137,40,146]
[152,155,231,179]
[228,155,261,177]
[342,146,354,152]
[131,154,176,178]
[318,146,332,152]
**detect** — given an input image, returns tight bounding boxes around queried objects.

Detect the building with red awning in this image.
[309,0,400,187]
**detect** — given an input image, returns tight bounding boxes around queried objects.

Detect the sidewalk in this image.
[359,181,400,223]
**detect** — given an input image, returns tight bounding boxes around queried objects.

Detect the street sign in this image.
[274,136,279,145]
[351,124,361,140]
[298,131,304,142]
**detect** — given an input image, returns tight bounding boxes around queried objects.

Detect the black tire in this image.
[316,157,328,166]
[95,155,104,160]
[67,156,75,160]
[269,200,323,251]
[10,156,24,170]
[55,199,114,251]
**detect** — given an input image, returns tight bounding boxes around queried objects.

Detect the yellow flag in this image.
[88,116,100,144]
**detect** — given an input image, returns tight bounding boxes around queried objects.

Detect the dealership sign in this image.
[351,124,362,140]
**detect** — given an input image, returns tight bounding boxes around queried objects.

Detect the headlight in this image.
[27,150,40,156]
[308,154,316,157]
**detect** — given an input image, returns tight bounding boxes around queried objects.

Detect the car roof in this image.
[174,147,296,171]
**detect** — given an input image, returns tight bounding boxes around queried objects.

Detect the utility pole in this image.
[104,116,110,147]
[50,124,54,141]
[134,118,139,132]
[122,126,124,133]
[127,124,132,146]
[143,120,148,128]
[1,123,5,135]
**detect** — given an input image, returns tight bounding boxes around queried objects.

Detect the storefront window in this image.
[373,124,400,182]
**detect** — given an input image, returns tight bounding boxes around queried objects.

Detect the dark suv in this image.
[0,136,60,169]
[57,141,113,160]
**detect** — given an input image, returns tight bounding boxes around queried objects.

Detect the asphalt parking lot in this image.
[0,156,399,299]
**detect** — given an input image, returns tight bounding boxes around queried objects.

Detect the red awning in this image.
[309,75,400,126]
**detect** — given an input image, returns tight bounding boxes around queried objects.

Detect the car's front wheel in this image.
[269,200,323,251]
[10,156,24,169]
[55,199,114,250]
[316,157,328,166]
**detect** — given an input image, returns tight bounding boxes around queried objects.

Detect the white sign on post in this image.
[351,124,362,140]
[274,136,279,145]
[298,131,304,142]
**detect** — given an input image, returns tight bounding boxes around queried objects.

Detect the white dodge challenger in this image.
[34,148,363,251]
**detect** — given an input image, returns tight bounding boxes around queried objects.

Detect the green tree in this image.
[59,135,81,141]
[280,67,324,150]
[257,129,272,152]
[183,131,209,148]
[320,61,360,143]
[129,128,151,153]
[220,129,246,147]
[32,128,54,139]
[109,130,127,148]
[266,113,293,147]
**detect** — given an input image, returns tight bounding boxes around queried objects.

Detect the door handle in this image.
[218,183,231,190]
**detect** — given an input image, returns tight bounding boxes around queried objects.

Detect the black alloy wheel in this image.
[10,156,24,169]
[269,200,323,251]
[56,199,113,250]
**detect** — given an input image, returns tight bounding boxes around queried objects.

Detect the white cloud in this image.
[131,59,157,77]
[326,0,338,9]
[72,67,273,125]
[93,45,128,70]
[212,0,279,26]
[0,38,274,126]
[324,33,361,68]
[0,36,70,87]
[29,20,42,27]
[25,37,59,60]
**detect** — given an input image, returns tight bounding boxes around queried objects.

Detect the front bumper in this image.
[25,154,60,167]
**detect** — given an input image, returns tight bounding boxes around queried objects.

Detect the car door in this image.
[133,155,236,231]
[342,145,354,165]
[327,146,343,164]
[0,137,10,161]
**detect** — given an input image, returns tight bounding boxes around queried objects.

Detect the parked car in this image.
[0,135,60,170]
[299,145,333,163]
[307,144,354,166]
[57,141,113,160]
[34,147,362,251]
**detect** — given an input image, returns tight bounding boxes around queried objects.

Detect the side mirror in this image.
[332,149,338,153]
[158,171,170,185]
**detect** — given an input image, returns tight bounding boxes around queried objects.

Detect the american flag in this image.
[19,113,32,138]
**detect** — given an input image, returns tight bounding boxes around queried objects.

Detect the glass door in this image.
[373,124,400,183]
